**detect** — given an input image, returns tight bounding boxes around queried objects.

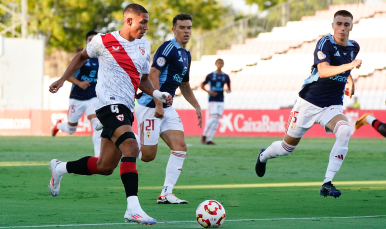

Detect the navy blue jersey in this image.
[202,71,230,102]
[69,58,99,100]
[137,38,191,108]
[299,34,360,107]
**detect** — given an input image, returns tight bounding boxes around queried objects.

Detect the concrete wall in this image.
[0,37,45,109]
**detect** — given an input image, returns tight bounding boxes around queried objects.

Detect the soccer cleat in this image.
[124,207,157,225]
[255,148,266,177]
[355,112,373,129]
[48,159,64,196]
[206,141,215,145]
[157,193,188,204]
[95,122,104,131]
[320,181,341,198]
[51,120,62,137]
[201,136,206,144]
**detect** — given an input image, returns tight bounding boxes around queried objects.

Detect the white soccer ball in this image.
[196,200,226,228]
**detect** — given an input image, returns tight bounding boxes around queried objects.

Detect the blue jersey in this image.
[69,58,99,100]
[299,34,360,107]
[137,38,191,108]
[202,71,230,102]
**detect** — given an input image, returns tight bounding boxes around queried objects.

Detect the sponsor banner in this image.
[0,109,384,138]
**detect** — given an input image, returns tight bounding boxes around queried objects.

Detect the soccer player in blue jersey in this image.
[255,10,362,198]
[51,30,102,157]
[136,14,202,204]
[200,58,231,145]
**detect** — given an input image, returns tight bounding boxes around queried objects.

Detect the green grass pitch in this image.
[0,136,385,228]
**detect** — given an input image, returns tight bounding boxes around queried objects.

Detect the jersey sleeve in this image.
[86,34,104,58]
[151,42,174,73]
[202,74,211,85]
[182,54,191,82]
[142,41,151,75]
[313,36,332,67]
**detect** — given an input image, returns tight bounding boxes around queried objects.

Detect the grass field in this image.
[0,136,385,229]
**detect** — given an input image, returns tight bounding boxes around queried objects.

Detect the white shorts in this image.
[285,97,345,138]
[68,97,98,123]
[135,104,184,146]
[208,102,224,116]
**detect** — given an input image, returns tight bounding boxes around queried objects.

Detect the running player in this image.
[48,4,172,225]
[200,58,231,145]
[136,14,202,204]
[51,30,102,157]
[255,10,361,198]
[355,112,386,137]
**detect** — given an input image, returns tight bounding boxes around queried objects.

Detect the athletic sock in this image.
[324,121,350,184]
[120,157,138,198]
[56,162,68,175]
[366,115,376,126]
[207,117,220,141]
[371,119,386,137]
[260,140,296,163]
[161,151,186,196]
[203,118,215,137]
[66,156,99,175]
[91,118,102,157]
[57,122,77,135]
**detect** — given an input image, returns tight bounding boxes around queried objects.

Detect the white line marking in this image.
[1,215,385,228]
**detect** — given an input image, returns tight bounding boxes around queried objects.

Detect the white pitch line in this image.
[1,215,385,228]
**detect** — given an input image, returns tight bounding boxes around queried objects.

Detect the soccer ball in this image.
[196,200,226,228]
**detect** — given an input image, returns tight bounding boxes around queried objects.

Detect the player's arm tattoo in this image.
[139,74,156,94]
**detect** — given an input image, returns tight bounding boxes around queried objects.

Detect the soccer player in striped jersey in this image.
[51,30,102,157]
[135,14,202,204]
[47,4,172,225]
[255,10,362,198]
[355,112,386,137]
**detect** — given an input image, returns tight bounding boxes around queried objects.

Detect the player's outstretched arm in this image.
[180,82,202,128]
[49,49,90,93]
[139,73,172,107]
[317,59,362,78]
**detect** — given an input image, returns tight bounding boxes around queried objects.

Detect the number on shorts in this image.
[285,111,299,133]
[145,119,154,131]
[70,105,76,113]
[111,105,119,113]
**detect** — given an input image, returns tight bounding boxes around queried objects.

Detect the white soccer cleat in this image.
[48,159,63,197]
[157,193,188,204]
[95,122,104,131]
[124,206,157,225]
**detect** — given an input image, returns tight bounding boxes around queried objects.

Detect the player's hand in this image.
[350,59,362,70]
[345,81,355,98]
[209,91,217,97]
[49,79,65,93]
[226,89,231,93]
[77,81,90,90]
[163,94,173,107]
[154,105,164,119]
[195,107,202,128]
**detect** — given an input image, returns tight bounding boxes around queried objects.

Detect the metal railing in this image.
[188,0,366,60]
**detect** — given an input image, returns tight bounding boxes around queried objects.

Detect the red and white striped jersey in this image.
[86,31,151,111]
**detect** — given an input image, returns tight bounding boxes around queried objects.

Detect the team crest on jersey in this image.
[116,114,124,121]
[139,46,145,55]
[157,57,166,67]
[317,51,326,60]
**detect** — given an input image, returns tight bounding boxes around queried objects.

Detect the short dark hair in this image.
[334,10,353,20]
[85,30,98,41]
[123,3,148,16]
[215,58,224,64]
[172,14,193,27]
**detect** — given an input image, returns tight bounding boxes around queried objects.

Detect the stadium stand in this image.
[181,2,386,110]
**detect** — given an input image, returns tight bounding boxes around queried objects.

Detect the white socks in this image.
[161,151,186,196]
[203,115,220,141]
[260,140,296,163]
[91,118,102,157]
[57,122,77,135]
[126,196,140,212]
[366,114,376,125]
[324,121,351,184]
[56,162,68,175]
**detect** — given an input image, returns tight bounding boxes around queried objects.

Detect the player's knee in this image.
[335,121,351,140]
[141,153,156,162]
